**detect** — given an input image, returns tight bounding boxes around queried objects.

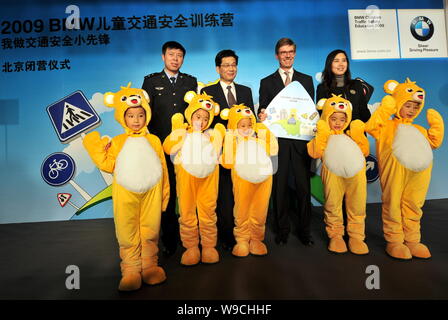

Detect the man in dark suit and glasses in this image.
[201,49,254,250]
[258,38,315,246]
[142,41,197,256]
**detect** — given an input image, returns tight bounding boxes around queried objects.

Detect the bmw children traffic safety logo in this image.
[410,16,434,41]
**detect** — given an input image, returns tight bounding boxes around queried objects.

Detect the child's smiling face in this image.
[237,118,253,137]
[328,112,347,131]
[124,107,146,131]
[399,101,420,119]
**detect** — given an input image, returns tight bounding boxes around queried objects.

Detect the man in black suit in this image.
[258,38,315,247]
[201,49,254,250]
[142,41,197,256]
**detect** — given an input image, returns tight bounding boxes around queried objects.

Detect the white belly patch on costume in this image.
[323,134,365,178]
[234,139,273,184]
[115,137,162,193]
[180,132,218,178]
[392,124,432,172]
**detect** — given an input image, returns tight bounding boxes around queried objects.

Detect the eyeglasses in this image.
[278,50,295,56]
[220,64,237,69]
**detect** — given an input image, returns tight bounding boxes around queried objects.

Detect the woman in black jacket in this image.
[316,49,371,123]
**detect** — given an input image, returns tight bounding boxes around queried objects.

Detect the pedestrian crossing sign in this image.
[47,91,101,143]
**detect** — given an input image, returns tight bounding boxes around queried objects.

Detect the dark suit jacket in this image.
[201,82,254,127]
[259,69,315,112]
[142,70,197,141]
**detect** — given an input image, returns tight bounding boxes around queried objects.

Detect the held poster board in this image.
[263,81,319,141]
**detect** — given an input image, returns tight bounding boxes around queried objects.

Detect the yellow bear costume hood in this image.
[183,91,220,130]
[317,94,352,133]
[220,103,256,134]
[384,78,425,122]
[104,82,152,136]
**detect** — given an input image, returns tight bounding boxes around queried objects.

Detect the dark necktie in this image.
[227,85,236,107]
[170,77,176,87]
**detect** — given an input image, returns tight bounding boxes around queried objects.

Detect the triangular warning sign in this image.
[61,102,94,134]
[57,193,72,207]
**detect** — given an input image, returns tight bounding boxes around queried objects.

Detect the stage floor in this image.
[1,199,447,300]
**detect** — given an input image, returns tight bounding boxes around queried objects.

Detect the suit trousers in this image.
[160,154,180,250]
[272,138,312,238]
[216,166,236,247]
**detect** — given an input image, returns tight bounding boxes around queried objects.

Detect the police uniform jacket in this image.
[142,70,197,141]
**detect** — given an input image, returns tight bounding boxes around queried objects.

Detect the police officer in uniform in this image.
[142,41,197,256]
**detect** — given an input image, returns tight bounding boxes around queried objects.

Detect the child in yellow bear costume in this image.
[83,83,169,291]
[163,91,225,266]
[220,104,278,257]
[307,94,370,255]
[366,78,444,260]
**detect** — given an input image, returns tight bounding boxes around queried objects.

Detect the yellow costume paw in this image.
[201,247,220,264]
[328,237,348,254]
[404,242,431,259]
[386,243,412,260]
[213,123,226,140]
[348,238,369,255]
[118,273,142,291]
[232,241,250,257]
[181,247,201,266]
[142,266,166,285]
[171,113,187,131]
[426,108,443,127]
[380,94,397,116]
[349,119,365,137]
[249,240,268,256]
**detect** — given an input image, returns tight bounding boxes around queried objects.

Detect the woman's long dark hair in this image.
[321,49,353,90]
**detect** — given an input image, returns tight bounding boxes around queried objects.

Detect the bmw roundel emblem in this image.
[410,16,434,41]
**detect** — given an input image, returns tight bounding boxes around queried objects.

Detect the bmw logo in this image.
[410,16,434,41]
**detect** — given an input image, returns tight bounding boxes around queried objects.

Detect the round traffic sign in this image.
[366,154,379,183]
[41,152,76,186]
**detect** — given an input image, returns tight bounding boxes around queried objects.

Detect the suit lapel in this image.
[292,69,302,82]
[235,84,243,106]
[215,83,230,108]
[273,71,285,92]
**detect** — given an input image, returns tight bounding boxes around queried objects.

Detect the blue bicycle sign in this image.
[41,152,76,186]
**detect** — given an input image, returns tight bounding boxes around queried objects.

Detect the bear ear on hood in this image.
[141,89,149,103]
[384,80,399,95]
[184,91,197,104]
[347,100,353,110]
[214,103,220,116]
[103,92,116,108]
[220,108,230,120]
[316,98,327,111]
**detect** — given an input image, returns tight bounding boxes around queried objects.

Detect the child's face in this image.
[399,101,420,119]
[192,108,210,131]
[124,107,146,131]
[328,112,347,131]
[237,118,253,137]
